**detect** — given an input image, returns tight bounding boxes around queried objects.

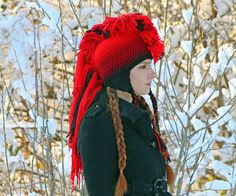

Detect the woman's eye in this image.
[140,64,147,69]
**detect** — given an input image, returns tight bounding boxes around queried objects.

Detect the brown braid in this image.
[132,92,172,163]
[148,90,160,133]
[139,91,175,188]
[107,87,127,196]
[132,94,158,132]
[138,93,170,160]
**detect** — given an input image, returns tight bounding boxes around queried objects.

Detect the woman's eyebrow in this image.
[143,61,151,65]
[144,60,151,63]
[139,62,148,66]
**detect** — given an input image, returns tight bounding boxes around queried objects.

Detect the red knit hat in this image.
[94,31,152,92]
[68,13,164,190]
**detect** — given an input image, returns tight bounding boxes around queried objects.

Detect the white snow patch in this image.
[228,118,236,131]
[205,180,232,190]
[181,40,192,56]
[194,47,210,64]
[214,0,233,16]
[182,8,193,25]
[191,118,205,131]
[222,88,230,99]
[188,88,219,117]
[193,65,203,86]
[228,78,236,98]
[183,0,191,4]
[26,1,60,30]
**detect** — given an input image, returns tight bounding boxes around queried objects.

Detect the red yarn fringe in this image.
[68,27,103,190]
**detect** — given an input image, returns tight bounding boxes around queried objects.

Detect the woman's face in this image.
[130,59,156,95]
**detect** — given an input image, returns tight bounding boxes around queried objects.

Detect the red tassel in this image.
[68,24,104,191]
[114,171,128,196]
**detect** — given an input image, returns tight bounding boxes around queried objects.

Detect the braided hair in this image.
[107,87,128,196]
[132,90,175,186]
[107,87,175,195]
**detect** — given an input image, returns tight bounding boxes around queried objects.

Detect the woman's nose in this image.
[149,68,156,79]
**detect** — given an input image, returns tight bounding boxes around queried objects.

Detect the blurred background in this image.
[0,0,235,195]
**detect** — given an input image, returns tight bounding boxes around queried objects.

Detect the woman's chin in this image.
[133,86,151,96]
[140,90,151,96]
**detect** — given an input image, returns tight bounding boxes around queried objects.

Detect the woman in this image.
[68,13,175,196]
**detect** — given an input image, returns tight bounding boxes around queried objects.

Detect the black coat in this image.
[78,89,172,196]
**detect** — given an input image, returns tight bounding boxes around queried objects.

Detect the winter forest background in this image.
[0,0,235,195]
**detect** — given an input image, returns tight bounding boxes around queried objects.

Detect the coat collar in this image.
[95,88,149,124]
[94,88,155,142]
[119,98,148,124]
[119,97,156,143]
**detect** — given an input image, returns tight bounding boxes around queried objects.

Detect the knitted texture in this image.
[94,32,151,91]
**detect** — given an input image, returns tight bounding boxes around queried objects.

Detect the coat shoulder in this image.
[83,102,110,120]
[78,101,116,152]
[79,102,113,139]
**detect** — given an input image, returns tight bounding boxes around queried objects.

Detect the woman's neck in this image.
[116,90,133,103]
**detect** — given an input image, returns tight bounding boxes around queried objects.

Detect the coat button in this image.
[95,104,101,109]
[149,187,153,192]
[150,141,156,148]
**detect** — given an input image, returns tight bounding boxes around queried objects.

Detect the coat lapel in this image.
[119,98,155,142]
[95,90,156,143]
